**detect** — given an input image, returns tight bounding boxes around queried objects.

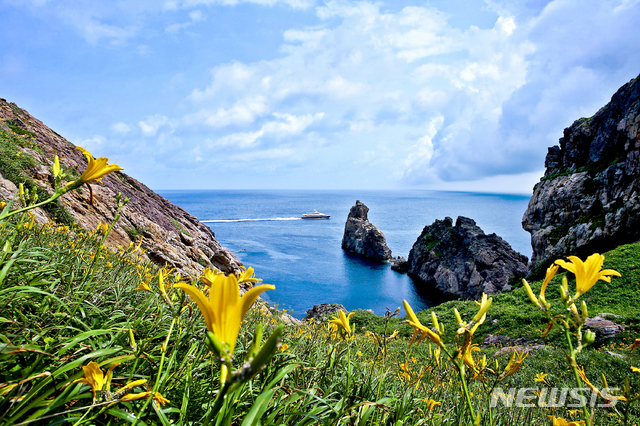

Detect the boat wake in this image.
[201,217,302,223]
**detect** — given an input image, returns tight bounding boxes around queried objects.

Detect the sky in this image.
[1,0,639,193]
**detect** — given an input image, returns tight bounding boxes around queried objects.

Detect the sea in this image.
[157,190,532,319]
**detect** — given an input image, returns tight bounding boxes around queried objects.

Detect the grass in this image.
[0,129,74,225]
[1,194,640,425]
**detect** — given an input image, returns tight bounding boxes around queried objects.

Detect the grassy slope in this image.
[353,241,640,349]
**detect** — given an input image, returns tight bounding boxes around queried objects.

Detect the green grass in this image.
[1,201,640,425]
[0,129,74,225]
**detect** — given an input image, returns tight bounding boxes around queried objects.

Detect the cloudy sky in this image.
[1,0,639,193]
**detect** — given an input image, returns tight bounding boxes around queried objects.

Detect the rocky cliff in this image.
[0,97,241,277]
[341,200,392,262]
[522,75,640,271]
[405,216,529,300]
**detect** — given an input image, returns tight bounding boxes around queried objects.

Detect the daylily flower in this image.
[158,269,173,306]
[76,146,123,184]
[236,266,262,284]
[74,361,118,398]
[423,398,441,410]
[403,300,441,345]
[199,267,225,287]
[175,272,274,355]
[499,350,528,380]
[119,391,170,406]
[540,264,559,302]
[547,415,585,426]
[535,372,549,385]
[555,253,621,297]
[329,310,354,336]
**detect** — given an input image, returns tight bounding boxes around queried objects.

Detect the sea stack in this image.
[406,216,529,300]
[341,200,392,262]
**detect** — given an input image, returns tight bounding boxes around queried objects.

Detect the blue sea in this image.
[158,190,532,319]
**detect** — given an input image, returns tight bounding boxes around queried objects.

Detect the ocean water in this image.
[158,190,532,319]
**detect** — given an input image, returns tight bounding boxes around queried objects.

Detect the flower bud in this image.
[431,312,441,335]
[522,279,539,306]
[584,330,596,346]
[560,276,569,302]
[52,155,61,178]
[581,301,589,321]
[453,308,463,327]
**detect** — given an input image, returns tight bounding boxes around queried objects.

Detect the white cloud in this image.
[214,112,324,148]
[78,135,106,151]
[139,115,171,136]
[183,96,269,127]
[110,122,131,133]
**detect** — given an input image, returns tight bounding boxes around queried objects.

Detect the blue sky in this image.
[1,0,639,193]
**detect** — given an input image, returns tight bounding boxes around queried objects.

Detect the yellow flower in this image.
[74,361,119,400]
[499,350,528,379]
[328,310,354,336]
[462,343,481,371]
[236,266,262,284]
[423,398,441,411]
[540,264,559,301]
[547,415,585,426]
[175,273,274,355]
[52,155,61,178]
[279,343,289,352]
[555,253,621,297]
[199,267,224,287]
[534,372,549,385]
[403,300,441,345]
[158,270,173,306]
[631,366,640,373]
[135,280,152,292]
[76,146,123,184]
[118,391,169,407]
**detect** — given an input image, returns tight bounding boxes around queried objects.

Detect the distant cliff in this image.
[341,200,392,261]
[522,74,640,271]
[0,97,241,276]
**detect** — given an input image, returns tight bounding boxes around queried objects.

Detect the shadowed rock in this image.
[341,200,392,261]
[522,74,640,272]
[405,216,529,300]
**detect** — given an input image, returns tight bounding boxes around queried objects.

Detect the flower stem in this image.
[564,327,592,426]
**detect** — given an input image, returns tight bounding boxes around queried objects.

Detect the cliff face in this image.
[406,216,529,300]
[522,75,640,270]
[0,98,241,276]
[341,200,392,261]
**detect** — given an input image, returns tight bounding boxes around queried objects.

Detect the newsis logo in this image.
[490,387,621,408]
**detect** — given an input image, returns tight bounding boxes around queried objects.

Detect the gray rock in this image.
[390,256,409,272]
[304,303,348,324]
[584,316,625,340]
[522,74,640,271]
[341,200,392,261]
[405,216,529,300]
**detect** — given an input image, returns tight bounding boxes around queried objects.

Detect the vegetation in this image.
[1,149,640,425]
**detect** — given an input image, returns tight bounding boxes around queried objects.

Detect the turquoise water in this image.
[158,190,531,318]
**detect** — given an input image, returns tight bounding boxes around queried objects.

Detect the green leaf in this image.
[241,388,274,426]
[106,408,149,425]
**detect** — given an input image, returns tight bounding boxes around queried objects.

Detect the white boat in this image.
[301,210,331,219]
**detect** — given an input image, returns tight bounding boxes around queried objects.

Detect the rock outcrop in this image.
[405,216,529,300]
[304,303,348,324]
[0,97,241,277]
[522,75,640,271]
[341,200,392,261]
